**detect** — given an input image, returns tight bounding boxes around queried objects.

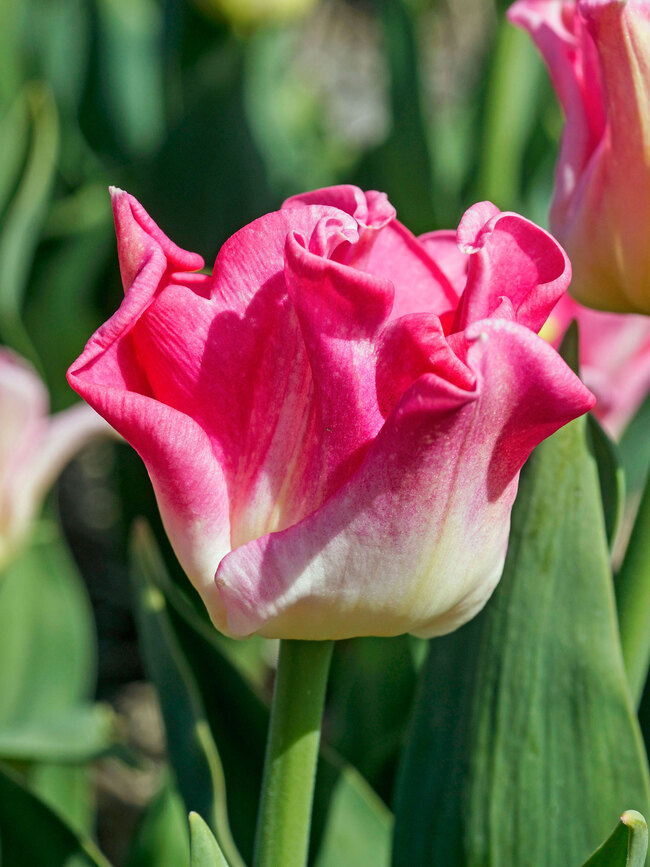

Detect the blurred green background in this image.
[0,0,570,864]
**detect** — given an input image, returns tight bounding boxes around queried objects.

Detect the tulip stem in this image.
[253,639,334,867]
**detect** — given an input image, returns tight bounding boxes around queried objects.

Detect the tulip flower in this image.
[509,0,650,314]
[0,350,112,568]
[542,294,650,437]
[68,186,594,640]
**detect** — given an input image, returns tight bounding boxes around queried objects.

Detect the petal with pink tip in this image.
[452,204,571,333]
[284,184,459,317]
[214,321,594,640]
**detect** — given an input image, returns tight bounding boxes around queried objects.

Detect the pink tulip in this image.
[68,186,593,640]
[542,294,650,437]
[509,0,650,313]
[0,350,112,567]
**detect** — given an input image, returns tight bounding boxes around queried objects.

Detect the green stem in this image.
[616,468,650,706]
[253,639,334,867]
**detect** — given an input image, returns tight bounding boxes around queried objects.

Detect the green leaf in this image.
[0,93,29,217]
[477,22,545,207]
[0,704,116,763]
[588,413,625,550]
[94,0,165,156]
[189,813,229,867]
[129,523,245,867]
[0,528,97,723]
[353,0,434,234]
[0,762,110,867]
[29,764,94,837]
[312,759,391,867]
[615,468,650,707]
[0,81,58,367]
[326,637,416,802]
[619,391,650,503]
[126,775,190,867]
[561,321,625,550]
[393,414,650,866]
[582,811,648,867]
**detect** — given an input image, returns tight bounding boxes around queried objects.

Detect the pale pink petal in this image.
[508,1,606,224]
[544,293,650,436]
[0,351,48,487]
[5,404,115,549]
[214,321,593,640]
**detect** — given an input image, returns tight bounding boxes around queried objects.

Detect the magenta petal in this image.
[70,187,596,641]
[283,231,391,496]
[283,184,396,231]
[544,293,650,437]
[284,184,459,318]
[214,321,594,640]
[111,187,204,290]
[507,1,606,216]
[452,205,571,333]
[418,229,468,298]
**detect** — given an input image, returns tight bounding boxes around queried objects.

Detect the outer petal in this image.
[214,321,594,640]
[564,0,650,312]
[508,1,606,223]
[452,203,571,333]
[69,192,229,611]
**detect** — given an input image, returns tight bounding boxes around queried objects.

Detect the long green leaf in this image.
[393,413,650,866]
[616,468,650,706]
[353,0,433,234]
[583,811,648,867]
[0,704,115,763]
[189,813,229,867]
[0,81,58,366]
[94,0,164,156]
[130,523,245,867]
[312,758,391,867]
[588,413,625,551]
[0,528,97,724]
[126,775,190,867]
[477,22,544,208]
[0,762,110,867]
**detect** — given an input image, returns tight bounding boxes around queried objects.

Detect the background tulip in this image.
[68,186,594,640]
[0,350,111,568]
[542,294,650,437]
[509,0,650,314]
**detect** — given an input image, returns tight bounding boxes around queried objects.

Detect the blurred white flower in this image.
[0,349,113,568]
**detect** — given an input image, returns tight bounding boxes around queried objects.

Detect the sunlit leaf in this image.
[394,413,650,866]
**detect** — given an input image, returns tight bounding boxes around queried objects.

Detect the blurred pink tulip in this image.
[68,186,593,640]
[0,350,112,567]
[509,0,650,313]
[542,294,650,437]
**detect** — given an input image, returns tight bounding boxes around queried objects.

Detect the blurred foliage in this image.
[2,0,650,864]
